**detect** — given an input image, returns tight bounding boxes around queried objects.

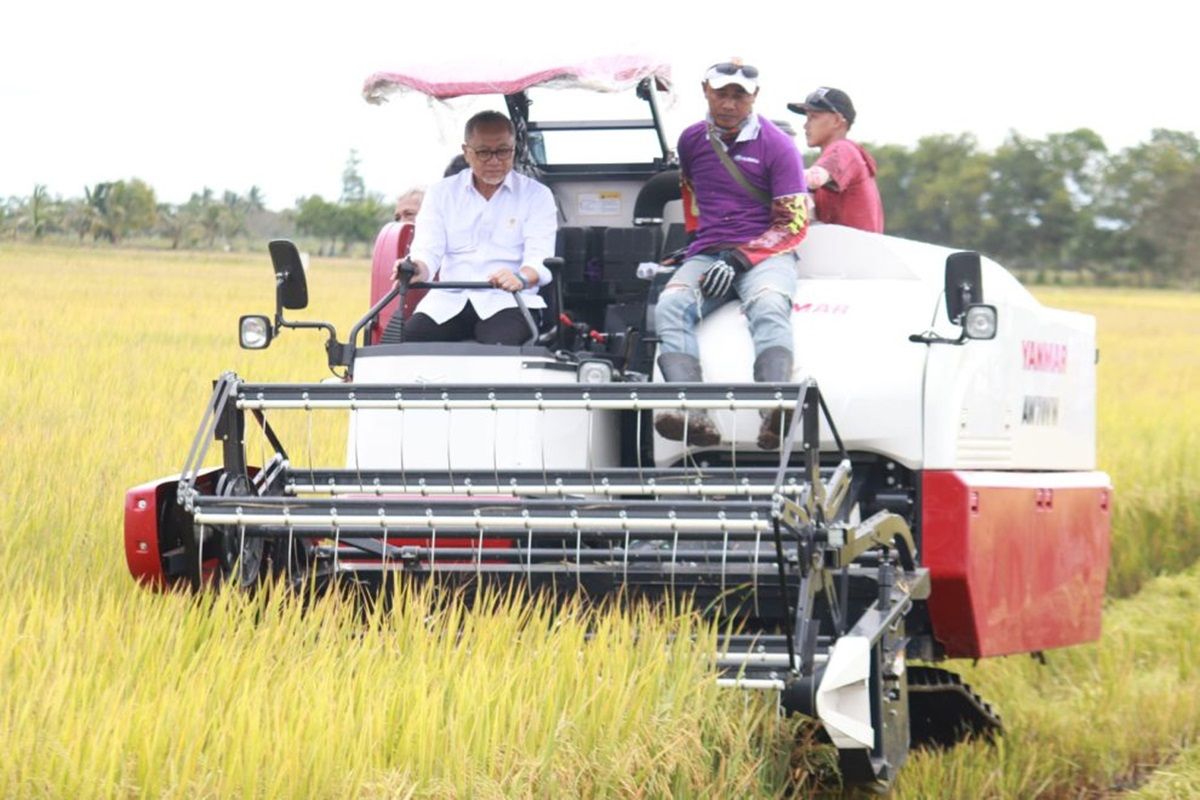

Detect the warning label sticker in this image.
[578,192,622,216]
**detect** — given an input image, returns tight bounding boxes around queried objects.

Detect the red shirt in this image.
[813,139,884,233]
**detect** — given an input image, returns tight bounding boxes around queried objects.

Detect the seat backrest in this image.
[368,222,417,345]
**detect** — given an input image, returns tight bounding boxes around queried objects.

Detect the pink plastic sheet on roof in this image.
[362,55,672,103]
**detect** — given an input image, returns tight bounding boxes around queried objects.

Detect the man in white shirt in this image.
[387,111,557,345]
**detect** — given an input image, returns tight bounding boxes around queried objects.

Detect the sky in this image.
[2,0,1195,210]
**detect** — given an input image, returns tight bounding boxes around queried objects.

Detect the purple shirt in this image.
[678,114,807,257]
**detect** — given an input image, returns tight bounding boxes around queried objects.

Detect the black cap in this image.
[787,87,856,125]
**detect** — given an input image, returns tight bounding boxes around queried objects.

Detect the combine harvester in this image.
[124,57,1111,789]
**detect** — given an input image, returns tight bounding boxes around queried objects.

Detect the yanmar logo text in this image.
[794,303,849,314]
[1022,340,1068,373]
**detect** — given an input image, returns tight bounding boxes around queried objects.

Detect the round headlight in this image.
[963,305,998,340]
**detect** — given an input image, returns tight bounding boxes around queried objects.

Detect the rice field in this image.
[1,243,1198,798]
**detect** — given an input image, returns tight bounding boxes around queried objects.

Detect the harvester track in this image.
[908,665,1003,748]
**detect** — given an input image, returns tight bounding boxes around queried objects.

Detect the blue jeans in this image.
[655,251,797,359]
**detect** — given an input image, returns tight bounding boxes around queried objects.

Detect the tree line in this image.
[859,127,1200,286]
[0,151,390,256]
[3,133,1199,286]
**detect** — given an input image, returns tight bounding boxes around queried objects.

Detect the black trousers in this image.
[402,304,534,345]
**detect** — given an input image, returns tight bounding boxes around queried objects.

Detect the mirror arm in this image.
[908,329,969,346]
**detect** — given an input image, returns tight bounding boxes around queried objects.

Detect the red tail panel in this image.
[920,470,1111,658]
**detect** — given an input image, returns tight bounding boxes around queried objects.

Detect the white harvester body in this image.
[347,352,620,471]
[346,224,1099,476]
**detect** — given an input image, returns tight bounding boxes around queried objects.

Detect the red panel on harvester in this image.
[920,470,1111,658]
[125,480,168,588]
[369,222,418,344]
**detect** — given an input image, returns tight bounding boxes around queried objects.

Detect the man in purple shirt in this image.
[655,59,810,450]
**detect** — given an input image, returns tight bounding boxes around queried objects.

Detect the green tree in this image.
[1100,129,1200,284]
[983,130,1107,271]
[867,142,913,235]
[29,184,50,238]
[83,183,113,241]
[340,150,366,204]
[336,196,389,251]
[106,179,158,243]
[157,202,197,250]
[62,198,94,242]
[246,185,266,212]
[295,194,341,253]
[219,190,248,245]
[875,134,994,249]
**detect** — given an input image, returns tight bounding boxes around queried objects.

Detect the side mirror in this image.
[944,251,982,324]
[909,253,999,346]
[268,239,309,311]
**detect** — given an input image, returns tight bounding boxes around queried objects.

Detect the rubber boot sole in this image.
[655,411,722,447]
[757,408,793,451]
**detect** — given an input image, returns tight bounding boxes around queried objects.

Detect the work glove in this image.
[698,248,751,298]
[699,259,736,298]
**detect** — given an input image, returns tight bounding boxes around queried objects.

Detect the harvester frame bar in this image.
[286,466,823,499]
[234,380,811,412]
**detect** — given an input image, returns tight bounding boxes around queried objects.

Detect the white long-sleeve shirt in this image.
[408,168,557,323]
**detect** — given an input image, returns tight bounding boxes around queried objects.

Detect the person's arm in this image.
[520,183,558,288]
[677,131,701,238]
[680,171,701,237]
[808,141,861,193]
[402,183,446,282]
[720,195,808,268]
[805,164,832,190]
[721,142,809,268]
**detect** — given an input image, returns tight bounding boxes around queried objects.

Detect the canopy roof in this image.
[362,55,672,104]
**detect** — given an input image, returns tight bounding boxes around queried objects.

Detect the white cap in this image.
[703,60,758,93]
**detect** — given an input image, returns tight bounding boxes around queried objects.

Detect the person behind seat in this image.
[654,58,810,450]
[442,154,469,177]
[386,111,556,345]
[393,187,424,223]
[787,87,884,233]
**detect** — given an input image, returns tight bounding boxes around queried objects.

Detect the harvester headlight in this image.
[577,360,613,384]
[239,315,274,349]
[963,304,998,340]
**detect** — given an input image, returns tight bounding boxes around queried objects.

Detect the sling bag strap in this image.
[707,129,772,207]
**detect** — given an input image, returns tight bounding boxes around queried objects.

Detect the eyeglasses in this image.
[709,62,759,79]
[465,146,515,162]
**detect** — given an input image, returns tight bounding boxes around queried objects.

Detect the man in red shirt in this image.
[787,87,884,233]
